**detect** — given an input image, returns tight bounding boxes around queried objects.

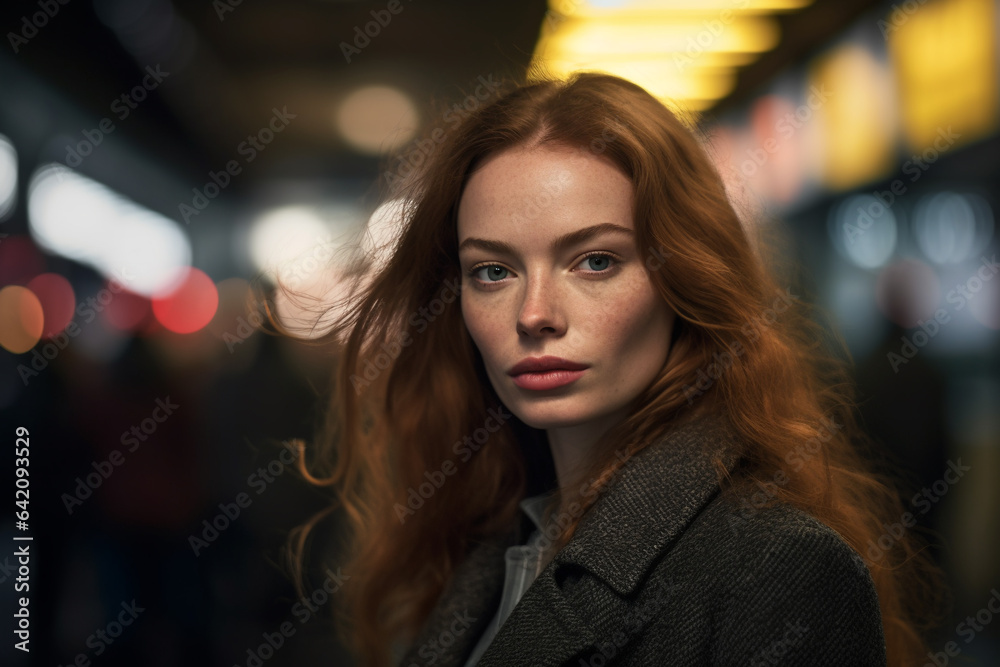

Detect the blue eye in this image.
[474,265,509,282]
[583,254,611,271]
[577,252,617,273]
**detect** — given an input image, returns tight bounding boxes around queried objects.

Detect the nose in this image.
[516,273,565,338]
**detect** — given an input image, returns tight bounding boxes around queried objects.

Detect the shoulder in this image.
[651,492,882,610]
[642,496,888,665]
[705,495,875,586]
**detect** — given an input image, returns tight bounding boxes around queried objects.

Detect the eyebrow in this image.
[458,222,634,256]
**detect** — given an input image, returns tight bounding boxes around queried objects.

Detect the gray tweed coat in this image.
[395,411,887,666]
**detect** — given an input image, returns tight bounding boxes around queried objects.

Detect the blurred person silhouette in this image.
[854,259,951,532]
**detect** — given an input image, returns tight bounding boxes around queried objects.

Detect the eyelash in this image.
[466,251,622,288]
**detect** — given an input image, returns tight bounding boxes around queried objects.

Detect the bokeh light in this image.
[913,191,994,265]
[0,133,17,220]
[336,85,420,155]
[530,0,813,111]
[26,273,76,339]
[27,164,192,296]
[248,206,333,279]
[151,267,219,334]
[0,285,45,353]
[828,194,898,269]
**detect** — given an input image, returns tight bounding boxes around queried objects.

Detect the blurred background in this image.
[0,0,998,665]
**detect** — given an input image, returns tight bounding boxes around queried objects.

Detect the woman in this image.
[282,71,946,666]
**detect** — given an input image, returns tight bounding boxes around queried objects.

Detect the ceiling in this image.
[1,0,884,196]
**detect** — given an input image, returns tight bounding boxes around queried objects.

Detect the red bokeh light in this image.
[151,268,219,334]
[26,273,75,338]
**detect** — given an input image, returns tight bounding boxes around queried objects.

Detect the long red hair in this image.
[280,70,947,666]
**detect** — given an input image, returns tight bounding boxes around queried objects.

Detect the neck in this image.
[545,406,629,495]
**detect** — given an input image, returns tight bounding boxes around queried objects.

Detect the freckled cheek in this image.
[587,300,663,369]
[614,272,669,336]
[462,299,506,364]
[591,318,635,365]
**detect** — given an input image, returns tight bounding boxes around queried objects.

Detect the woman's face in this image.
[457,143,676,433]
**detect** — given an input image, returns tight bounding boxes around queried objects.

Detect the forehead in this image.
[457,144,635,241]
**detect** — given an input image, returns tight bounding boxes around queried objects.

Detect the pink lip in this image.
[507,356,589,391]
[510,369,586,391]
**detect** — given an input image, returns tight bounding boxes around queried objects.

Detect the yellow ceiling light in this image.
[529,17,772,107]
[548,0,813,15]
[532,0,814,113]
[538,17,780,59]
[530,14,779,112]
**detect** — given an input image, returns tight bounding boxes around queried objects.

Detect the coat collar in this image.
[552,408,743,597]
[396,409,744,667]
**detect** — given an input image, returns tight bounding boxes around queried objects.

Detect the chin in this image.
[507,401,595,430]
